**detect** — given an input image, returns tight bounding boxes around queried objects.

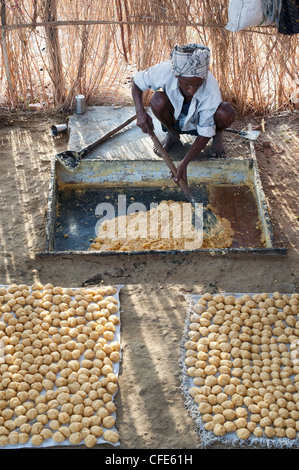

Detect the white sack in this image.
[225,0,272,32]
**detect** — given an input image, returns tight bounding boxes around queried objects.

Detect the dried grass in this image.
[0,0,298,115]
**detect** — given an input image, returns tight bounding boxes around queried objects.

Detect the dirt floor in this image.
[0,108,298,450]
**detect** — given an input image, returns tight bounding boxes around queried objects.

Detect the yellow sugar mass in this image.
[89,201,234,252]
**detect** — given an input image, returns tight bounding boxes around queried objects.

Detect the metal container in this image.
[43,157,286,256]
[51,123,68,137]
[75,94,86,114]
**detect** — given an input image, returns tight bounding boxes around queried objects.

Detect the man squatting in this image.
[132,43,236,185]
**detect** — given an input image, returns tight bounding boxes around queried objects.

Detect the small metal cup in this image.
[51,124,68,137]
[75,94,86,114]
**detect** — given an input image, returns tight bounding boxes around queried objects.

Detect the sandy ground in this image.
[0,109,298,450]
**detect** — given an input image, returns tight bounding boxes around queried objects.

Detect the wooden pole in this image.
[42,0,66,105]
[0,0,14,105]
[0,19,277,34]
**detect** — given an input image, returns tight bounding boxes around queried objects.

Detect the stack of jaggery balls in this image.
[0,283,120,447]
[185,292,299,441]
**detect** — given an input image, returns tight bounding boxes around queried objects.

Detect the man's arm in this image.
[131,80,154,136]
[174,135,210,185]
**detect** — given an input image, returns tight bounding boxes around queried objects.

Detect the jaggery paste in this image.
[89,200,234,252]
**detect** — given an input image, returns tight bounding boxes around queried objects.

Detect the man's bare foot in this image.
[153,130,180,156]
[209,132,226,158]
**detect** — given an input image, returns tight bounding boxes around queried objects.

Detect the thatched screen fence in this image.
[0,0,298,115]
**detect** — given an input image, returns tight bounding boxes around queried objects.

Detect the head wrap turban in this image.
[170,44,210,79]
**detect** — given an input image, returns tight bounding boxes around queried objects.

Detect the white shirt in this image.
[134,60,222,138]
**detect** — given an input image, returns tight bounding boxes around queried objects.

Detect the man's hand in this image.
[172,135,210,187]
[173,161,188,186]
[136,110,154,136]
[132,81,154,136]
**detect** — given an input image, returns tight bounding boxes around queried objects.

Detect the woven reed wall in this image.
[0,0,298,115]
